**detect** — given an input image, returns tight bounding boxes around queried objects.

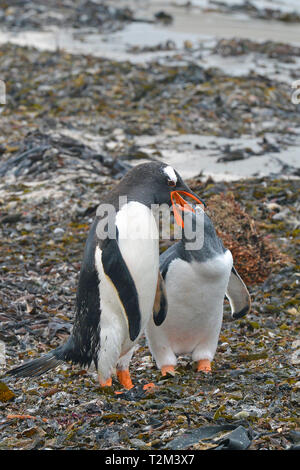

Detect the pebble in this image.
[53,227,65,235]
[233,410,250,420]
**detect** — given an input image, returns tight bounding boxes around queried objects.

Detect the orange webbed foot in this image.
[99,377,112,387]
[197,359,211,373]
[161,365,176,376]
[116,369,134,390]
[143,382,156,391]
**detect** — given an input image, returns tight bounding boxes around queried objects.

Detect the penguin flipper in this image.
[153,271,168,326]
[226,267,251,319]
[101,238,141,342]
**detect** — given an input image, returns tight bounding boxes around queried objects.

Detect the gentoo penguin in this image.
[145,205,251,376]
[8,162,204,390]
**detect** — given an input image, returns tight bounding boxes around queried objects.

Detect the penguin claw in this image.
[161,365,176,377]
[99,377,112,387]
[197,359,211,373]
[115,383,157,397]
[143,382,156,391]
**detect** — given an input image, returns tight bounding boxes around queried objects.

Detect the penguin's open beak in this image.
[170,190,205,228]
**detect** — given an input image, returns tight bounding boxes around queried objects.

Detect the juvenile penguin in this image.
[8,162,204,389]
[145,205,251,376]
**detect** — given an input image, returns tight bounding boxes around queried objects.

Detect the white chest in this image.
[115,201,159,325]
[162,250,233,353]
[95,202,160,365]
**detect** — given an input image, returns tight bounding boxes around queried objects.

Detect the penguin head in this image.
[119,162,205,227]
[156,163,205,228]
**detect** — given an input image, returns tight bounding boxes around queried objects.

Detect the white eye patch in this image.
[163,165,177,185]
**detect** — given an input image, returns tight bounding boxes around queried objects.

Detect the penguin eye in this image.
[167,179,176,187]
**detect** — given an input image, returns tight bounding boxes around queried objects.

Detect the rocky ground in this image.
[0,168,299,450]
[0,0,299,452]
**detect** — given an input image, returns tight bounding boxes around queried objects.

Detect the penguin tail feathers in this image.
[7,344,69,378]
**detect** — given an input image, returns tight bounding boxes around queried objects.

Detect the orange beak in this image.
[170,190,205,228]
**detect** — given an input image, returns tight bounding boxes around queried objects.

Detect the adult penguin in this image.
[8,162,203,390]
[146,205,251,376]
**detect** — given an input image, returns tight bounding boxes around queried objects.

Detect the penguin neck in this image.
[181,212,224,256]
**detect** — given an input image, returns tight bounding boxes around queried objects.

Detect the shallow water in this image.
[127,133,300,181]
